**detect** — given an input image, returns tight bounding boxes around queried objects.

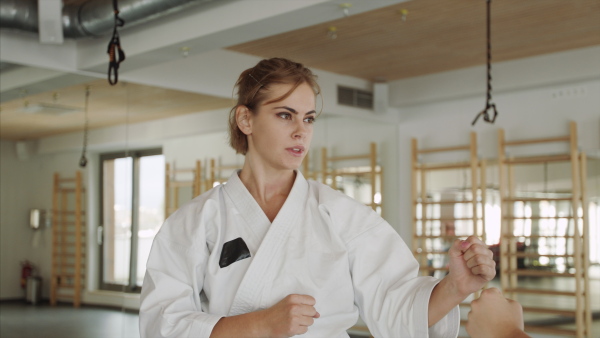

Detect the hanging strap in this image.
[107,0,126,85]
[79,86,90,168]
[472,0,498,126]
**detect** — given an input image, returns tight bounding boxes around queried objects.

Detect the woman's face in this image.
[244,82,316,171]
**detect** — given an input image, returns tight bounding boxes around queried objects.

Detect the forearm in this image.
[427,277,466,327]
[210,311,265,338]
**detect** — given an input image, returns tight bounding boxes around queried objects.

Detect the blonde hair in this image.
[228,58,320,155]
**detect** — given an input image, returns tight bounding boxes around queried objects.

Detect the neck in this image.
[238,155,296,205]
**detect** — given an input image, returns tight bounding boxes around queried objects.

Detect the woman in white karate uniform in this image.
[140,58,497,338]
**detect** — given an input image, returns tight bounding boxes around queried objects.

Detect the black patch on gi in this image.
[219,237,251,268]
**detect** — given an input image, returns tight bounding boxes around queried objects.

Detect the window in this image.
[100,149,165,292]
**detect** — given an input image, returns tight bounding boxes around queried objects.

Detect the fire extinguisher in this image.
[20,260,33,289]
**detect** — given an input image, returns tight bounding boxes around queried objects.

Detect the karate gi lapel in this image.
[222,171,271,246]
[225,170,309,316]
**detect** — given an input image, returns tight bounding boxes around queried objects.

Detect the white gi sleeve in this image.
[348,221,460,338]
[139,215,221,338]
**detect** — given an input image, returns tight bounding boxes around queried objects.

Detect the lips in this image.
[286,146,305,157]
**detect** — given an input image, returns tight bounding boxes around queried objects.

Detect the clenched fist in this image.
[447,236,496,297]
[210,294,319,338]
[259,294,320,337]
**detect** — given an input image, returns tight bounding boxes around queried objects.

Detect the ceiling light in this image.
[19,102,83,116]
[180,46,190,58]
[399,9,408,22]
[339,3,352,17]
[328,26,338,40]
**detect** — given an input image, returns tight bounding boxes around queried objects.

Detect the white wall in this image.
[0,140,86,300]
[0,140,33,299]
[389,46,600,109]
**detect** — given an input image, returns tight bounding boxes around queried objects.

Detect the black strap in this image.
[472,0,497,126]
[107,0,126,85]
[79,87,90,168]
[113,0,125,27]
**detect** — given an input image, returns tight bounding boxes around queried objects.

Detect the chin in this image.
[284,163,302,171]
[280,160,303,171]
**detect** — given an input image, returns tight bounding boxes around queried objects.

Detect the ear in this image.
[235,105,253,135]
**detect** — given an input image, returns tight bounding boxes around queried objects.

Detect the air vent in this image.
[337,86,373,109]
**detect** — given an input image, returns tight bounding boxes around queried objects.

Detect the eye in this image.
[304,116,316,124]
[276,112,292,120]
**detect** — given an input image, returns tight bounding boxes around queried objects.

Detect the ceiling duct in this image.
[0,0,218,39]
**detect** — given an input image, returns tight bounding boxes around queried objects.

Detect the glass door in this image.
[100,149,165,292]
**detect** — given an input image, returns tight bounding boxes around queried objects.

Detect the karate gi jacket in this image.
[140,171,459,338]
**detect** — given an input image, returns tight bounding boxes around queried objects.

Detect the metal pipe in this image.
[0,0,217,39]
[0,0,38,33]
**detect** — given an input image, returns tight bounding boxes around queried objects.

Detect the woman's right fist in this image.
[259,294,320,337]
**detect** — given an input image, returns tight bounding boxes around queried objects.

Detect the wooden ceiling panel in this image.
[0,79,232,141]
[228,0,600,81]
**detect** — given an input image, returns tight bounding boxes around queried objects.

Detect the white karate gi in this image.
[140,171,459,338]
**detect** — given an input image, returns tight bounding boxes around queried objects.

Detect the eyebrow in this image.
[274,106,316,115]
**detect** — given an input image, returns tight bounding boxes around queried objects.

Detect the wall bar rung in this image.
[417,162,471,171]
[505,288,576,296]
[507,252,574,258]
[502,234,575,239]
[173,168,195,173]
[170,181,194,188]
[504,154,571,165]
[504,269,575,277]
[328,154,370,162]
[416,217,480,222]
[503,216,574,220]
[417,145,470,154]
[504,136,570,146]
[521,306,576,316]
[416,200,474,205]
[503,197,572,202]
[414,235,471,239]
[523,325,575,336]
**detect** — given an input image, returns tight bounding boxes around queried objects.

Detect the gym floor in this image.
[0,301,138,338]
[1,275,599,338]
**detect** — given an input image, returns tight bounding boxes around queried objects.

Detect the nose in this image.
[293,120,308,139]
